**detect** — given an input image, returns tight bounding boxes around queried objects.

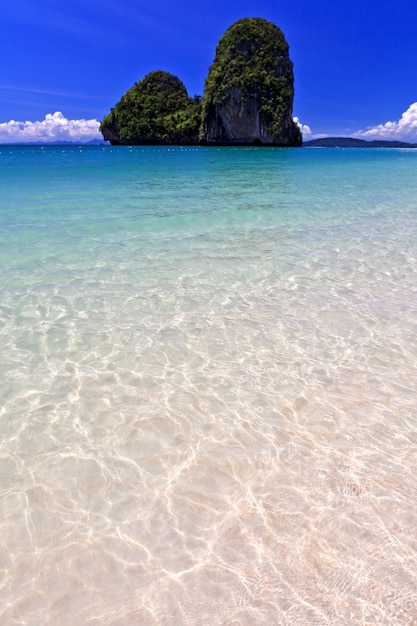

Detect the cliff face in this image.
[201,18,301,146]
[203,88,261,143]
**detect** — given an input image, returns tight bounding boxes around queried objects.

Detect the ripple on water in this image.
[1,147,417,624]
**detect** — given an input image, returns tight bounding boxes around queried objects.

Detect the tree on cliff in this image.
[201,18,302,146]
[100,71,201,145]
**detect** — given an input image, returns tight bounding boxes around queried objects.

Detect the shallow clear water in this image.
[1,145,417,624]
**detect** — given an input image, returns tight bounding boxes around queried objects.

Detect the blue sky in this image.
[2,0,417,142]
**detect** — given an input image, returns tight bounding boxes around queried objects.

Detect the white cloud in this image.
[293,117,329,141]
[293,116,311,137]
[353,102,417,142]
[0,111,102,143]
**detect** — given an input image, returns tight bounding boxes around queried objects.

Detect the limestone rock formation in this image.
[100,19,301,147]
[201,18,301,146]
[100,71,201,145]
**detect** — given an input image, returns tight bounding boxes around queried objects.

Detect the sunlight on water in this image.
[1,146,417,624]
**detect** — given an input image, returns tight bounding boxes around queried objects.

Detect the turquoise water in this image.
[1,145,417,624]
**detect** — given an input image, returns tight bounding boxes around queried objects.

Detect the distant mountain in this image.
[303,137,417,148]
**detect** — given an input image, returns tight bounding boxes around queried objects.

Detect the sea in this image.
[1,144,417,625]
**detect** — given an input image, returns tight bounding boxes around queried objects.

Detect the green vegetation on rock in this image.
[100,19,301,146]
[100,71,201,145]
[201,18,301,145]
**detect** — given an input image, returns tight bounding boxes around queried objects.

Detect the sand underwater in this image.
[1,145,417,624]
